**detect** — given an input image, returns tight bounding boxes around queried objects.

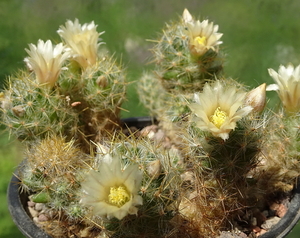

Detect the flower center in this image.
[194,36,207,46]
[108,185,130,207]
[210,107,228,128]
[73,32,90,45]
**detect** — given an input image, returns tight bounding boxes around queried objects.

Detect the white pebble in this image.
[35,203,44,211]
[261,216,281,230]
[28,206,38,218]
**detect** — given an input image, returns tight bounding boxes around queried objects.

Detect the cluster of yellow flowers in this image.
[180,10,300,141]
[24,19,102,88]
[189,62,300,140]
[188,63,300,140]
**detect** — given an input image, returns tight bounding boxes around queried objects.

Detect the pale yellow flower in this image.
[182,9,223,56]
[268,64,300,113]
[80,153,143,220]
[24,40,69,87]
[189,81,253,140]
[57,19,104,69]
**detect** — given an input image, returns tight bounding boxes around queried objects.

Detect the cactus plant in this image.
[4,9,300,238]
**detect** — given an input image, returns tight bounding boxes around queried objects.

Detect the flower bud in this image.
[96,75,108,88]
[147,159,161,179]
[245,83,266,112]
[12,105,25,117]
[183,9,193,23]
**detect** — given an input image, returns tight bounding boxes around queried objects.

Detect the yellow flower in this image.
[268,64,300,113]
[188,81,253,140]
[24,40,69,87]
[57,19,104,69]
[182,9,223,56]
[80,153,143,220]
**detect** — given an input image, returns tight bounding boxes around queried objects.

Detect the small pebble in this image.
[261,216,281,230]
[28,206,38,217]
[251,217,257,226]
[27,201,36,207]
[269,202,288,218]
[218,231,248,238]
[256,228,267,236]
[275,204,287,218]
[79,227,90,237]
[38,214,49,222]
[140,125,158,138]
[252,226,261,233]
[33,217,43,228]
[35,203,44,211]
[153,129,165,142]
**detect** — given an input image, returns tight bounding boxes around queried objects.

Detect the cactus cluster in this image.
[3,9,300,238]
[1,21,126,151]
[137,8,300,237]
[22,136,89,215]
[150,9,223,93]
[139,9,225,144]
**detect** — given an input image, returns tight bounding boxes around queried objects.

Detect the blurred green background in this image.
[1,0,300,237]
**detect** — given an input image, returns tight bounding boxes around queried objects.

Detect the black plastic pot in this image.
[8,171,52,238]
[259,183,300,238]
[7,117,300,238]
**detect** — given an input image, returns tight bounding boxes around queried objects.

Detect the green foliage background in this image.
[1,0,300,237]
